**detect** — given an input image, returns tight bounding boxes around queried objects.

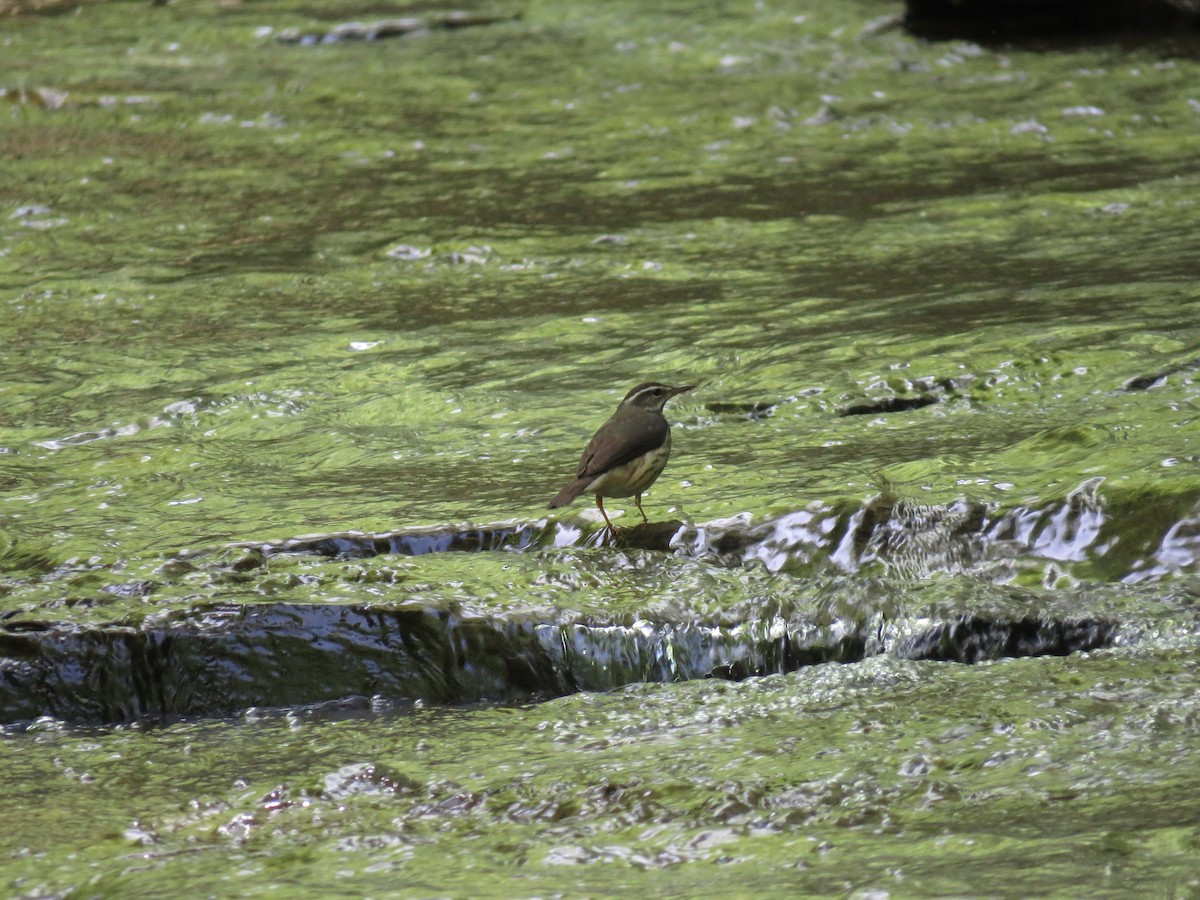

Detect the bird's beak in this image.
[670,384,697,397]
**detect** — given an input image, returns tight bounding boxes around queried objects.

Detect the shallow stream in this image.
[2,0,1199,895]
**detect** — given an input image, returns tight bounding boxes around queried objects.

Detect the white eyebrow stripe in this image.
[629,385,665,402]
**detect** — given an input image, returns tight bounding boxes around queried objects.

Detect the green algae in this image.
[3,0,1200,894]
[5,651,1200,897]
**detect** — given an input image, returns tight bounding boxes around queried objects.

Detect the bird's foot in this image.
[598,522,629,546]
[578,521,627,547]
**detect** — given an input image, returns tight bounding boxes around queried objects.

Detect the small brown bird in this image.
[548,382,694,529]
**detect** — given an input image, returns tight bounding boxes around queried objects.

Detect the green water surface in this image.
[3,0,1200,895]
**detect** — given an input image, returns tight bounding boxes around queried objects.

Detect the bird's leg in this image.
[596,495,616,530]
[634,493,649,524]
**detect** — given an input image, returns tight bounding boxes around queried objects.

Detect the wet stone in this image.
[249,524,548,559]
[904,0,1199,40]
[894,616,1119,663]
[2,491,1195,726]
[838,395,940,417]
[274,12,517,46]
[1124,356,1200,391]
[0,591,1131,726]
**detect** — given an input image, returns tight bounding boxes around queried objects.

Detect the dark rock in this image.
[905,0,1200,40]
[0,595,1122,726]
[1125,357,1200,391]
[838,395,939,417]
[896,615,1117,663]
[275,12,517,46]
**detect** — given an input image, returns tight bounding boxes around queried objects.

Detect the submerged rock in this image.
[894,615,1116,663]
[4,483,1194,726]
[0,584,1137,726]
[905,0,1199,39]
[274,12,518,46]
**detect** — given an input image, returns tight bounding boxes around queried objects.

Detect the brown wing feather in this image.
[576,409,668,479]
[547,408,668,509]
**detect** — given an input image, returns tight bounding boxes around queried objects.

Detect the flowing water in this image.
[2,0,1200,895]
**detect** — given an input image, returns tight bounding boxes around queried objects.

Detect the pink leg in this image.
[596,495,615,529]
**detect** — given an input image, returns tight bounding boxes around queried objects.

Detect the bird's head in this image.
[620,382,695,412]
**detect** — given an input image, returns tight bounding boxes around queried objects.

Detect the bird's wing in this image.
[576,411,668,479]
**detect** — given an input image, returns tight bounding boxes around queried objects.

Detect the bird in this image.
[548,382,694,529]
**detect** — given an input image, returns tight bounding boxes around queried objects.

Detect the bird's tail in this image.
[548,478,590,509]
